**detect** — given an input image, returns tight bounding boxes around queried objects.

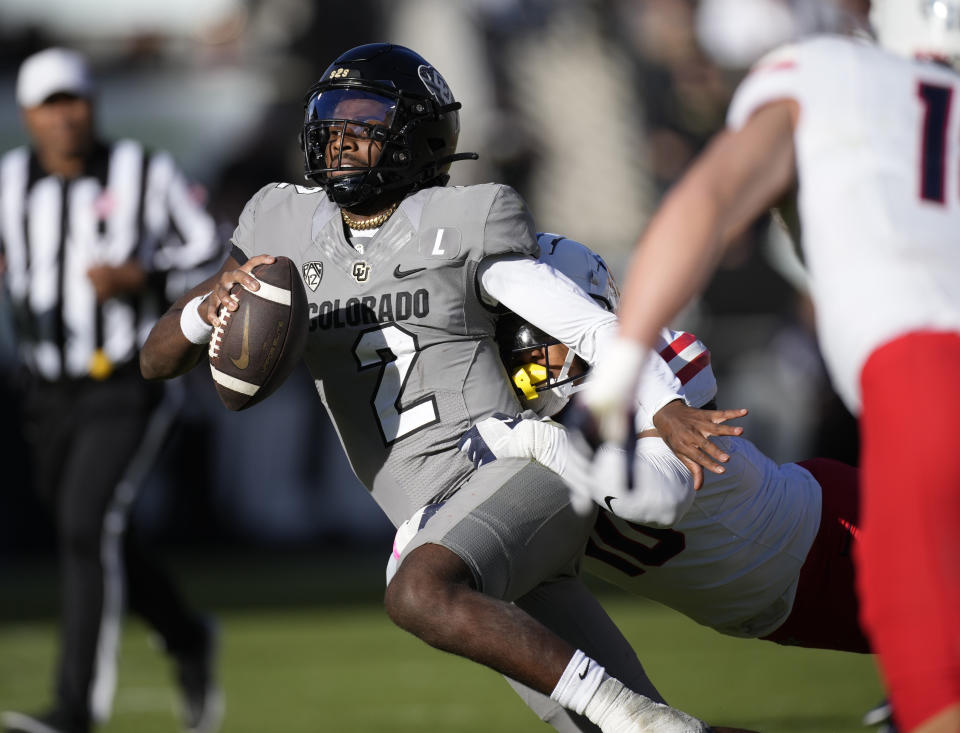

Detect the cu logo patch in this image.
[302,261,323,291]
[352,261,370,283]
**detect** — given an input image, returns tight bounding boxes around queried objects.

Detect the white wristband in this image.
[179,291,214,345]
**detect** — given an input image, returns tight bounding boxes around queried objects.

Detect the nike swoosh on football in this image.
[603,496,617,512]
[230,304,251,370]
[393,264,426,279]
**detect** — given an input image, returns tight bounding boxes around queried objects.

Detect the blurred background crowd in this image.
[0,0,868,559]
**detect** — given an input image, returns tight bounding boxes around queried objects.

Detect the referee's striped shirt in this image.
[0,138,220,381]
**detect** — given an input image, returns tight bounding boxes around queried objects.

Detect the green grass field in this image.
[0,549,883,732]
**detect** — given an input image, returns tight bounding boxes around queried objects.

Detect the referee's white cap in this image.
[17,48,94,108]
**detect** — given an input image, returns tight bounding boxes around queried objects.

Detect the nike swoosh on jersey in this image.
[603,496,617,512]
[230,304,251,370]
[393,264,426,279]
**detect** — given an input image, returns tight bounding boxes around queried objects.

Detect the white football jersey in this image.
[585,435,821,638]
[728,35,960,413]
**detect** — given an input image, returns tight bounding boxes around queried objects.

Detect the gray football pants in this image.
[398,458,663,731]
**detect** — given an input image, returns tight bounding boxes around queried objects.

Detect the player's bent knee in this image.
[384,543,474,633]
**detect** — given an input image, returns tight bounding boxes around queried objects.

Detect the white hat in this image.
[16,48,94,108]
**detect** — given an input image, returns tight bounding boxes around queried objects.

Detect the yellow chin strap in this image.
[511,363,548,400]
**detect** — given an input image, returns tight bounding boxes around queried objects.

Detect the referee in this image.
[0,49,223,733]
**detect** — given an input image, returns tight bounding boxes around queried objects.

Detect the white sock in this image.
[553,652,711,733]
[549,650,607,715]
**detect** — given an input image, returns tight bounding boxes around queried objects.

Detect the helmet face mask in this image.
[301,43,472,209]
[304,89,396,173]
[497,315,589,418]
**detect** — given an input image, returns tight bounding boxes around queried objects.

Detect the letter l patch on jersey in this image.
[419,227,461,260]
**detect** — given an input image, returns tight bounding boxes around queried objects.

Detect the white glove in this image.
[459,413,600,515]
[580,336,649,444]
[458,413,568,472]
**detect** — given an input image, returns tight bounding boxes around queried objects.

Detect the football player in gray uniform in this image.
[141,43,750,732]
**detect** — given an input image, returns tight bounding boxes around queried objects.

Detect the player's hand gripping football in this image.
[205,254,276,327]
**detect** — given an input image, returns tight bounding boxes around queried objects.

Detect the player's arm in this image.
[459,414,696,525]
[479,255,686,419]
[584,99,798,435]
[480,256,742,476]
[653,399,747,488]
[139,253,274,380]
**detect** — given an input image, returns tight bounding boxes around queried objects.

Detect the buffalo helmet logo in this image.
[417,65,453,105]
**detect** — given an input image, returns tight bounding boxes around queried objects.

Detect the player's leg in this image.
[762,456,870,653]
[388,547,709,733]
[388,541,578,691]
[506,575,667,732]
[385,460,711,732]
[385,460,592,693]
[514,577,665,701]
[858,331,960,732]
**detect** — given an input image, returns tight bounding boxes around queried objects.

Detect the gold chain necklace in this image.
[341,202,399,231]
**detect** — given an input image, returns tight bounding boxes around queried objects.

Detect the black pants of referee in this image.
[22,368,208,731]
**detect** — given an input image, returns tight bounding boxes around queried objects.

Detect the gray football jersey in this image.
[232,182,539,525]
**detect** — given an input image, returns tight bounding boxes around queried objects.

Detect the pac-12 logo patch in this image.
[302,261,323,291]
[418,65,454,105]
[352,261,370,283]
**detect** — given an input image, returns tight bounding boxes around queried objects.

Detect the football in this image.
[208,256,309,411]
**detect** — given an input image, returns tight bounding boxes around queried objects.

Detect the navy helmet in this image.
[301,43,477,208]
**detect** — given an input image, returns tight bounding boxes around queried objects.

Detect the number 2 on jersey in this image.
[918,82,956,204]
[354,323,439,444]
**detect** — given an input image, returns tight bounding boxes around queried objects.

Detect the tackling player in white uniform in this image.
[389,234,867,729]
[473,234,864,645]
[581,4,960,731]
[140,44,757,733]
